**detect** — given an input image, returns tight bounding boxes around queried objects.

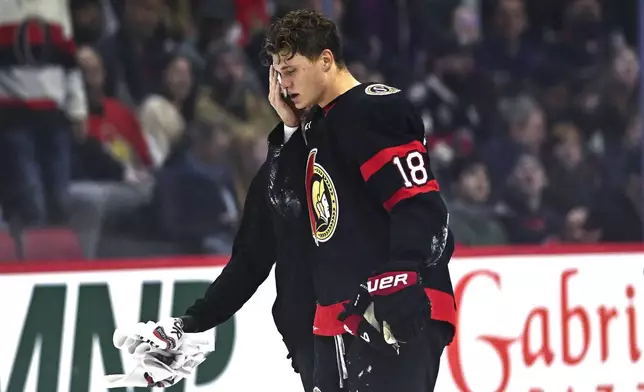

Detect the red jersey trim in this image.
[383,179,440,211]
[0,22,76,54]
[360,140,426,181]
[305,149,319,245]
[323,102,337,116]
[0,98,58,110]
[313,288,456,336]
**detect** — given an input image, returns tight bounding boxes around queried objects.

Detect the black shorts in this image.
[313,320,453,392]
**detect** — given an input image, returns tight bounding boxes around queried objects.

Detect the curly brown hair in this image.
[261,9,344,67]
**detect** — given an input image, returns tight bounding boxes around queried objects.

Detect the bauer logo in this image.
[366,271,416,295]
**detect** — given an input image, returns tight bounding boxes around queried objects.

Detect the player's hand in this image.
[268,65,300,128]
[338,284,400,356]
[339,262,430,348]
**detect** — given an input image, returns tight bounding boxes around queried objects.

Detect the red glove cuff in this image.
[341,314,362,336]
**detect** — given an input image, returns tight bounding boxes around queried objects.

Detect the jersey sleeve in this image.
[340,91,450,266]
[182,164,276,332]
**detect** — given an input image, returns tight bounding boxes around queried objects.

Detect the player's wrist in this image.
[283,123,299,143]
[366,262,421,295]
[179,315,198,333]
[283,120,300,128]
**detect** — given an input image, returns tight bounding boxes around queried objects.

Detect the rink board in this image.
[1,245,644,392]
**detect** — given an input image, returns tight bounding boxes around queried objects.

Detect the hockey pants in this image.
[312,319,453,392]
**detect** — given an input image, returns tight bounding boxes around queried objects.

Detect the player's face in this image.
[272,52,326,109]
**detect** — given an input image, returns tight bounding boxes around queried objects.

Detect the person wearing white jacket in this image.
[0,0,87,228]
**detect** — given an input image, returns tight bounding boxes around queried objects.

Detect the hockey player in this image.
[113,121,317,390]
[263,9,457,392]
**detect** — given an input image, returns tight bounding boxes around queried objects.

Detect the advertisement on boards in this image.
[435,250,644,392]
[0,264,303,392]
[1,247,644,392]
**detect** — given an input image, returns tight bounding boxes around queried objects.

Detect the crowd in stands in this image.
[0,0,640,260]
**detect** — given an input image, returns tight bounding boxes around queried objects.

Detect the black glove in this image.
[337,282,400,355]
[286,352,300,373]
[338,262,430,353]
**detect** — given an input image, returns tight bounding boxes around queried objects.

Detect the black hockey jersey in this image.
[304,83,456,336]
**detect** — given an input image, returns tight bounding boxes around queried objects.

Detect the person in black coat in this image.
[179,123,316,391]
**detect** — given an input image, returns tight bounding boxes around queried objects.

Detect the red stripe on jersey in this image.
[0,22,77,54]
[360,140,426,181]
[0,97,58,110]
[305,149,319,245]
[383,179,439,211]
[313,288,456,336]
[26,21,46,44]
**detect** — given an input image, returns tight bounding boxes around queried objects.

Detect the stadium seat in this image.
[22,228,84,261]
[0,230,18,262]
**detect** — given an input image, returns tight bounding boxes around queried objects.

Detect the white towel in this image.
[105,328,212,388]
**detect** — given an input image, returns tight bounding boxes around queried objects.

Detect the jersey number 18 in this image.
[392,151,429,188]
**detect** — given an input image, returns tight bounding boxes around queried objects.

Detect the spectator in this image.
[587,152,643,242]
[447,156,508,246]
[561,205,601,243]
[98,0,175,104]
[533,67,576,125]
[151,121,239,254]
[0,3,87,228]
[543,122,598,215]
[342,0,430,87]
[544,0,608,80]
[407,34,498,169]
[452,5,482,46]
[484,95,547,191]
[577,44,639,148]
[195,43,278,200]
[175,0,239,76]
[70,0,118,46]
[71,0,106,46]
[476,0,546,94]
[234,0,270,46]
[76,46,153,181]
[20,0,635,259]
[139,54,194,167]
[496,152,561,244]
[408,39,479,145]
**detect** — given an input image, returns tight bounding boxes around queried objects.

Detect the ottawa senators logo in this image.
[305,149,339,245]
[365,83,400,95]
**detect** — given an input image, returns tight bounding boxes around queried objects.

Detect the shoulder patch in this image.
[365,83,400,96]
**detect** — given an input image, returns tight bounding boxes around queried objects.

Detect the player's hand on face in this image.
[268,65,301,128]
